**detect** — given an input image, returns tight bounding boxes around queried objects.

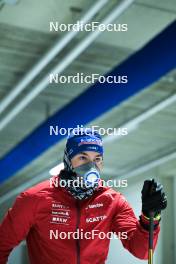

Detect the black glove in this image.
[141,178,167,217]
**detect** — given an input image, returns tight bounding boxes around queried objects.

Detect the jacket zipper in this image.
[76,200,80,264]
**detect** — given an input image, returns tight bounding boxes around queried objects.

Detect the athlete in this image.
[0,128,167,263]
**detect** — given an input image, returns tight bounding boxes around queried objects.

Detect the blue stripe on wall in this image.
[0,20,176,184]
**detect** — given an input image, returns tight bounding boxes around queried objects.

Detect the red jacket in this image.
[0,176,160,264]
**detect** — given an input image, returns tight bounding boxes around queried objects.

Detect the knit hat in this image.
[63,128,103,171]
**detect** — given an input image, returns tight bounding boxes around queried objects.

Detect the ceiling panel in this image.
[97,3,176,50]
[136,0,176,12]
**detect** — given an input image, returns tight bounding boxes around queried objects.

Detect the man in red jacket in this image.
[0,128,167,264]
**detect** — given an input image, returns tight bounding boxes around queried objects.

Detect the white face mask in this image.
[73,162,100,188]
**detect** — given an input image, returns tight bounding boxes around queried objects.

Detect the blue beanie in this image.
[65,128,103,160]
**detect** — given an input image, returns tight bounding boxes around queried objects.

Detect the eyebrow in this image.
[79,152,101,157]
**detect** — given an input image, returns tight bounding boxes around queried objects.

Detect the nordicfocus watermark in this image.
[50,21,128,32]
[49,125,128,137]
[49,73,128,84]
[50,229,128,240]
[50,177,128,189]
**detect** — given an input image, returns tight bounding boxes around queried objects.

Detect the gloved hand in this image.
[141,178,167,217]
[139,179,167,230]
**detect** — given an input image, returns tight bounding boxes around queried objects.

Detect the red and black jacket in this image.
[0,176,160,264]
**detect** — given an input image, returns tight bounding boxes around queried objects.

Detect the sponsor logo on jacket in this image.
[52,203,69,209]
[51,217,68,224]
[86,215,107,223]
[52,211,69,216]
[85,203,103,209]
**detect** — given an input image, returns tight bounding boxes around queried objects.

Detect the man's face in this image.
[71,151,103,171]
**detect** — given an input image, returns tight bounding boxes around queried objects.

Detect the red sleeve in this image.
[111,194,160,260]
[0,192,37,264]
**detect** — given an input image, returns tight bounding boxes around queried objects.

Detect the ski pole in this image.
[148,211,154,264]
